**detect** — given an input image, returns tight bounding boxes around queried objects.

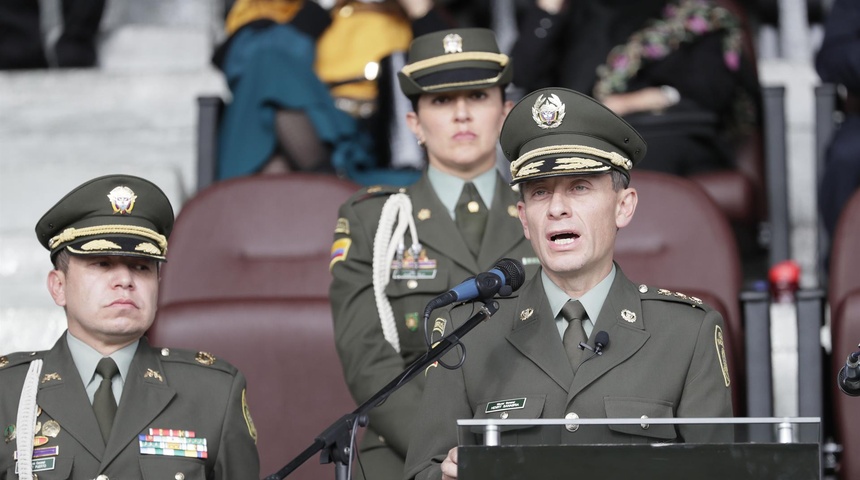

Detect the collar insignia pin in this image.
[144,368,164,382]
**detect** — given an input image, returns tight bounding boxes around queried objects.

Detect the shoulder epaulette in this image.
[349,185,405,205]
[637,284,713,311]
[0,351,47,370]
[158,347,237,375]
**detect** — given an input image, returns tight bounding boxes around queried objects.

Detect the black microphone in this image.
[579,331,610,356]
[424,258,526,314]
[838,347,860,396]
[594,331,609,355]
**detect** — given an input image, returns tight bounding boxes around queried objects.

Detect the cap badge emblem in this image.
[107,185,137,214]
[443,33,463,54]
[532,93,566,129]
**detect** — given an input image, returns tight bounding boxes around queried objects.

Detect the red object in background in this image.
[769,259,801,302]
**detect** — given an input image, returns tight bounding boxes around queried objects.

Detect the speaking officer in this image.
[0,175,259,479]
[404,88,733,480]
[329,28,539,480]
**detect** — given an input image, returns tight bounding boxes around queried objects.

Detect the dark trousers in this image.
[0,0,106,69]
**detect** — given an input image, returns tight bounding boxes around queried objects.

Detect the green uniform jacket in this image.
[0,334,259,479]
[329,172,537,479]
[404,266,734,480]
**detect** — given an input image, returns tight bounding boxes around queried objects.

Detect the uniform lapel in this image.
[101,338,175,468]
[36,334,106,460]
[506,275,574,392]
[410,175,480,273]
[476,174,527,268]
[569,267,649,400]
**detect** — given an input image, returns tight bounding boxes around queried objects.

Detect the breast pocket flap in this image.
[604,396,677,440]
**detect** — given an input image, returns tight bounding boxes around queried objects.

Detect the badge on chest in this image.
[391,247,437,280]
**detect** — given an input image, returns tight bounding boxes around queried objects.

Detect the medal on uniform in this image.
[3,424,14,443]
[405,313,419,332]
[139,428,209,458]
[14,446,59,460]
[41,420,61,438]
[391,247,437,280]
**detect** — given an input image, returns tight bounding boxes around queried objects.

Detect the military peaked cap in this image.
[398,28,512,97]
[501,88,647,185]
[36,174,174,262]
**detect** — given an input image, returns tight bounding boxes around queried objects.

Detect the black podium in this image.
[457,418,821,480]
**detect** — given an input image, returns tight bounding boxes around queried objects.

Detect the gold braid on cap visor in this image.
[49,224,168,252]
[510,145,632,178]
[420,73,506,92]
[400,52,509,77]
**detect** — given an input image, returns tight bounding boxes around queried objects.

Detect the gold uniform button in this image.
[564,412,579,432]
[378,435,386,444]
[407,280,418,289]
[500,412,509,419]
[640,415,650,429]
[175,473,185,480]
[161,348,170,356]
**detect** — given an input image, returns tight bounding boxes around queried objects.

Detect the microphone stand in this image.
[264,300,500,480]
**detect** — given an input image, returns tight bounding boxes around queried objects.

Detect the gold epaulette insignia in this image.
[195,352,216,366]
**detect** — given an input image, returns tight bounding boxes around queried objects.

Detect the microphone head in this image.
[494,258,526,291]
[838,367,860,396]
[595,331,609,348]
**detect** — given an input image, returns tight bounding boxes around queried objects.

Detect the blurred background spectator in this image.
[214,0,361,179]
[511,0,760,178]
[816,0,860,248]
[0,0,106,69]
[214,0,462,185]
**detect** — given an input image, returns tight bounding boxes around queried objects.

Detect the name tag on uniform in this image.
[485,398,527,413]
[15,457,55,473]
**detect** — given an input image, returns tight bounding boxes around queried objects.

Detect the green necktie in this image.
[455,182,488,257]
[93,357,119,442]
[561,300,588,369]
